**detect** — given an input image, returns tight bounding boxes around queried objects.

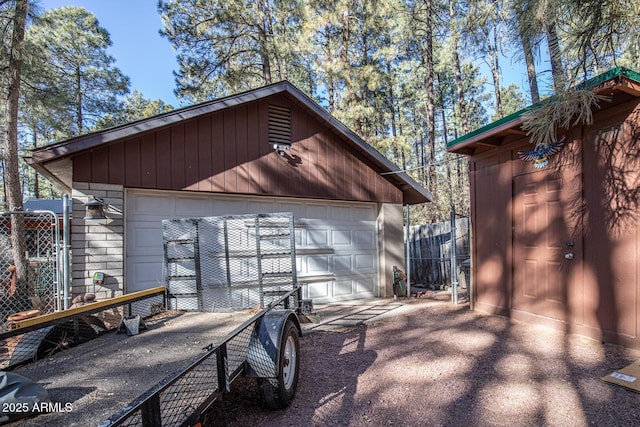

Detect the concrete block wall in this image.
[71,182,124,300]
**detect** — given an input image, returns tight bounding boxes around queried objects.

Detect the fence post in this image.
[405,205,411,298]
[450,204,458,305]
[63,194,70,310]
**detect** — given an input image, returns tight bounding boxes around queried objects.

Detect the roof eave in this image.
[447,66,640,155]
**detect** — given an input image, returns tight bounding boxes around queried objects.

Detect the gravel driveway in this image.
[204,293,640,427]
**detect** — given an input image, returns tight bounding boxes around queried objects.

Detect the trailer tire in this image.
[258,320,300,409]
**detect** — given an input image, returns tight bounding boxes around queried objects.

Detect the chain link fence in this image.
[0,287,166,425]
[0,211,63,331]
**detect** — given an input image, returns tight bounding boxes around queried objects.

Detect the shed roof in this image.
[447,67,640,155]
[28,81,432,205]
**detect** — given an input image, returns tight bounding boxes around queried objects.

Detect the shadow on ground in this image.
[203,294,640,427]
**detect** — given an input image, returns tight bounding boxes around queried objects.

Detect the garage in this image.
[126,189,378,303]
[28,81,431,304]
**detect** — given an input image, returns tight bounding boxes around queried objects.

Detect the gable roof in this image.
[28,81,431,205]
[447,67,640,155]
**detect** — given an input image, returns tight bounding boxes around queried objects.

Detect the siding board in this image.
[140,133,156,188]
[258,100,270,193]
[156,129,171,189]
[307,115,319,198]
[211,112,224,192]
[223,110,236,192]
[73,152,92,182]
[236,106,249,193]
[197,116,212,192]
[109,143,125,185]
[124,138,141,187]
[91,146,109,183]
[171,125,186,189]
[246,102,260,193]
[318,122,329,198]
[184,121,199,190]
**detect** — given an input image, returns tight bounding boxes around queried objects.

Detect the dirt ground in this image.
[204,293,640,427]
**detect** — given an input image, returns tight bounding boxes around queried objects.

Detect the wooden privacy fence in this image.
[407,217,471,289]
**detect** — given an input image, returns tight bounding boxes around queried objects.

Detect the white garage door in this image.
[125,190,379,304]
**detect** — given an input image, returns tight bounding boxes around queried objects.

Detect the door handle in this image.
[564,253,574,260]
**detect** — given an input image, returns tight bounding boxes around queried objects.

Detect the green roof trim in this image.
[576,66,640,90]
[447,66,640,150]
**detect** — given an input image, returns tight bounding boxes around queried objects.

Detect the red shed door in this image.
[512,166,582,321]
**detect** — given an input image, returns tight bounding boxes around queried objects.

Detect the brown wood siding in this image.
[140,133,156,188]
[468,97,640,348]
[73,97,403,204]
[124,137,141,187]
[196,116,212,192]
[156,128,171,189]
[582,99,640,344]
[184,121,199,191]
[469,151,512,316]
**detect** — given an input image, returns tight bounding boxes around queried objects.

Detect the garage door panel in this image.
[333,255,352,272]
[126,223,164,255]
[175,196,213,217]
[307,229,329,246]
[129,261,163,292]
[356,277,375,294]
[307,281,330,299]
[353,206,376,221]
[307,256,330,273]
[355,253,375,271]
[334,279,353,297]
[332,230,353,246]
[280,202,305,218]
[355,230,375,246]
[128,194,174,219]
[332,206,351,221]
[304,204,329,219]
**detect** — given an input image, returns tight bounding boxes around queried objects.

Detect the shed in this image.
[448,67,640,348]
[28,81,432,304]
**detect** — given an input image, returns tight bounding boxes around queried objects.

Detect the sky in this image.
[39,0,181,107]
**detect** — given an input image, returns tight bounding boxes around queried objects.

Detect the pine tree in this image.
[25,7,129,137]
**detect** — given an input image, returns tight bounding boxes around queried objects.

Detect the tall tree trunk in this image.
[521,30,540,103]
[423,0,436,189]
[3,0,29,306]
[75,66,83,134]
[486,24,503,118]
[32,122,40,198]
[449,0,469,134]
[258,0,274,83]
[546,20,566,92]
[341,8,361,135]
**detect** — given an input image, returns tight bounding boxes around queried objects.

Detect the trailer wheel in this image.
[258,320,300,409]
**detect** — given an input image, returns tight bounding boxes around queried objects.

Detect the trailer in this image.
[0,212,304,426]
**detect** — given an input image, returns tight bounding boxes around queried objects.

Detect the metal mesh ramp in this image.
[162,212,297,312]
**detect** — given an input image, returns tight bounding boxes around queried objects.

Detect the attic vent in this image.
[269,105,291,155]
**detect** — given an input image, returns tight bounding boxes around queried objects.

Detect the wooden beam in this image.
[618,80,640,97]
[476,140,502,147]
[5,286,166,332]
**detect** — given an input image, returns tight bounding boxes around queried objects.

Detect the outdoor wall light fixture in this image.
[272,143,291,157]
[84,197,107,220]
